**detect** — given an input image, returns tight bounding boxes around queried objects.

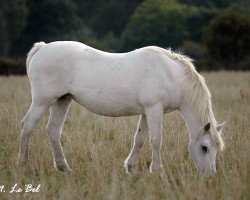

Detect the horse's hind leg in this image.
[124,115,148,174]
[17,103,50,166]
[46,96,71,172]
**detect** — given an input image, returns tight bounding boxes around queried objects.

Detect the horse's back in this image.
[28,41,179,75]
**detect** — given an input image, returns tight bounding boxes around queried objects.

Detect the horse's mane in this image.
[148,46,224,150]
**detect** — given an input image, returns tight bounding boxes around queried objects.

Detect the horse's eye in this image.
[201,145,208,154]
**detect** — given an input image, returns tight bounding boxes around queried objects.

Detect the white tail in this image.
[26,42,46,69]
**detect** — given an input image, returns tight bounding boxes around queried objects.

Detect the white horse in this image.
[17,41,226,174]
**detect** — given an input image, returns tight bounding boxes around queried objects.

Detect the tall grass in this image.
[0,71,249,200]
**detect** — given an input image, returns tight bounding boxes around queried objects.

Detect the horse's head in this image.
[188,122,226,175]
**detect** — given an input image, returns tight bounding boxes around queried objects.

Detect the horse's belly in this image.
[71,92,143,117]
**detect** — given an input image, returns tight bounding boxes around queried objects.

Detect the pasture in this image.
[0,71,249,200]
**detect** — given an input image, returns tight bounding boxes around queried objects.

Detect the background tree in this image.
[72,0,144,51]
[121,0,189,51]
[203,5,250,70]
[185,6,218,42]
[11,0,85,56]
[0,0,28,57]
[0,0,249,73]
[73,0,143,38]
[181,6,218,61]
[178,0,244,8]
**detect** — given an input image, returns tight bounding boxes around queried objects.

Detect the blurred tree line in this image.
[0,0,249,75]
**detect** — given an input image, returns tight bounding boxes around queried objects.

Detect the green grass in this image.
[0,71,249,200]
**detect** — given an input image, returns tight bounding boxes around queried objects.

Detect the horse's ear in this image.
[216,122,226,132]
[193,123,210,141]
[204,122,210,132]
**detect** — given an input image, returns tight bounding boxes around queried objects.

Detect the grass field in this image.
[0,71,249,200]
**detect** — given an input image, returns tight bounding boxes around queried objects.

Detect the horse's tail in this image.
[26,42,46,71]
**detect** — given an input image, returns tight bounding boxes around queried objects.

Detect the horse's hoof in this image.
[16,158,27,167]
[57,165,72,173]
[124,163,137,176]
[149,164,163,174]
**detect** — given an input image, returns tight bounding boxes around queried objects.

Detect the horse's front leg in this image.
[124,115,148,174]
[145,103,163,173]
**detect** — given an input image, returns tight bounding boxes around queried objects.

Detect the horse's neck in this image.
[179,102,215,140]
[179,104,202,139]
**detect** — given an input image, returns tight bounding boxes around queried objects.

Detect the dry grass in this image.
[0,71,249,200]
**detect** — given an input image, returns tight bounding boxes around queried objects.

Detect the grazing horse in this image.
[17,41,226,174]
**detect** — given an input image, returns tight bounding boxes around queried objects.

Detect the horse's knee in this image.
[21,120,36,137]
[149,136,161,150]
[48,131,60,143]
[21,109,42,134]
[136,141,144,148]
[134,135,144,148]
[47,126,61,143]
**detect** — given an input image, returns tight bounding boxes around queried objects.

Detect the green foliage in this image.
[10,0,97,57]
[81,0,143,37]
[178,0,245,8]
[121,0,189,51]
[203,6,250,69]
[12,0,83,56]
[0,0,28,56]
[72,0,143,51]
[0,0,248,71]
[120,0,220,51]
[186,6,218,42]
[26,0,80,39]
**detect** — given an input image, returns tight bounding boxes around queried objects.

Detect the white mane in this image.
[158,48,224,150]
